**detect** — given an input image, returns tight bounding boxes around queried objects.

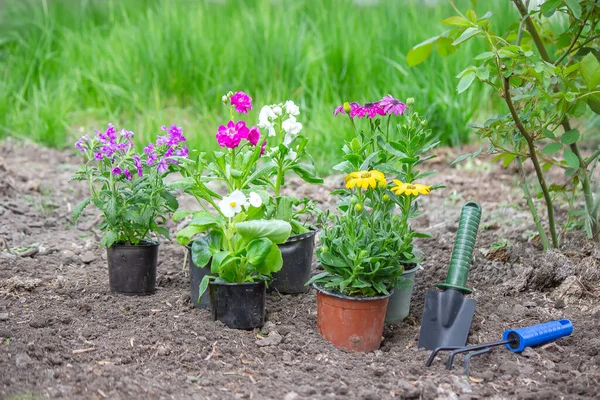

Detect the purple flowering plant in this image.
[71,124,187,247]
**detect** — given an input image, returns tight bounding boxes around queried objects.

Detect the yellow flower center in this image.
[360,171,371,178]
[407,185,416,190]
[229,201,237,207]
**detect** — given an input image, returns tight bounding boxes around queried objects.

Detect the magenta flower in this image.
[160,124,186,146]
[350,102,385,119]
[333,102,360,116]
[216,120,250,149]
[123,168,133,181]
[157,159,169,173]
[119,129,134,139]
[230,91,252,114]
[260,140,267,156]
[98,124,117,144]
[94,152,103,161]
[74,135,90,153]
[176,146,189,157]
[111,167,122,176]
[133,155,143,177]
[379,95,406,116]
[146,153,158,166]
[144,143,154,154]
[247,126,260,146]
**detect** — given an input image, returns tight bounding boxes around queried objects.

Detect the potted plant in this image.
[330,97,441,323]
[71,123,187,295]
[255,100,323,293]
[172,91,279,309]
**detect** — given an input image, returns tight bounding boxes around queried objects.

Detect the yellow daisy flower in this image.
[391,180,431,196]
[345,170,386,190]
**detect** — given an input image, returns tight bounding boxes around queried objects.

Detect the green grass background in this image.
[0,0,520,172]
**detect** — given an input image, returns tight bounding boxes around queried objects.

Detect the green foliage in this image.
[0,0,522,170]
[409,0,600,246]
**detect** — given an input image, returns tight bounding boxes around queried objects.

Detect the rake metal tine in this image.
[446,340,508,370]
[425,346,464,367]
[464,348,493,377]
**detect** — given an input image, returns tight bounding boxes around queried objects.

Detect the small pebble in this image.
[0,313,8,321]
[80,251,97,264]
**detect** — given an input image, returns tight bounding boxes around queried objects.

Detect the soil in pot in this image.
[314,284,390,352]
[385,264,421,323]
[272,227,317,294]
[107,241,158,295]
[186,245,211,309]
[209,281,265,329]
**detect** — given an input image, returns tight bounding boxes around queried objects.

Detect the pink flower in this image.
[379,95,406,116]
[247,126,260,146]
[216,120,249,149]
[350,102,385,119]
[333,102,360,116]
[133,155,143,177]
[176,146,188,157]
[260,140,267,156]
[230,91,252,114]
[123,168,133,181]
[157,159,169,173]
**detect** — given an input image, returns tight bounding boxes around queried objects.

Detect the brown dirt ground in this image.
[1,139,599,400]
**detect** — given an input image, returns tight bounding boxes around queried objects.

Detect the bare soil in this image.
[1,139,599,399]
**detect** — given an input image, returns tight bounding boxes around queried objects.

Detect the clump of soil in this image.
[1,139,599,399]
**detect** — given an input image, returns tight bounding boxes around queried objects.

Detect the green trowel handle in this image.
[436,201,482,294]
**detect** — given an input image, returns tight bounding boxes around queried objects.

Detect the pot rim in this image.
[109,240,159,248]
[285,226,319,244]
[401,264,423,275]
[312,282,392,301]
[209,280,265,287]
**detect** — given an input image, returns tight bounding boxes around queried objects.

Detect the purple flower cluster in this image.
[333,95,406,119]
[74,122,188,181]
[216,120,261,149]
[230,91,252,114]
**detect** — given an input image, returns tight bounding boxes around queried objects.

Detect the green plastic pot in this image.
[384,264,422,323]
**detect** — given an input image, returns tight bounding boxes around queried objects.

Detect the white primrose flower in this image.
[282,116,302,136]
[284,100,300,116]
[248,192,263,208]
[218,190,248,218]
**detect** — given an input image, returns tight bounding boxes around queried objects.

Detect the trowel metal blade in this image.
[418,289,476,350]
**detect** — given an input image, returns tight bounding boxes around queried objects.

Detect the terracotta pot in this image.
[314,284,390,352]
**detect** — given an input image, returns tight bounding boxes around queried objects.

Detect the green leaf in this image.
[191,234,217,267]
[474,51,495,61]
[564,149,580,169]
[72,197,91,222]
[564,0,582,19]
[580,53,600,90]
[198,275,211,302]
[292,164,323,184]
[541,143,562,154]
[407,42,434,67]
[176,225,206,246]
[542,128,556,139]
[435,37,456,57]
[160,191,179,210]
[457,72,476,94]
[188,212,221,228]
[253,243,283,275]
[452,27,480,46]
[172,210,193,223]
[246,237,273,265]
[100,231,118,248]
[561,129,580,145]
[155,225,171,240]
[235,219,292,244]
[441,16,471,26]
[540,0,561,17]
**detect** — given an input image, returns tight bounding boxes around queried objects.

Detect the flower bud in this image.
[354,203,363,212]
[382,194,390,202]
[359,250,369,259]
[227,91,234,97]
[406,97,415,106]
[349,196,358,205]
[420,119,428,127]
[221,95,228,104]
[343,102,352,113]
[321,246,329,253]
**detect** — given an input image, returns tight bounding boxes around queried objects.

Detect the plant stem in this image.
[511,0,552,63]
[503,76,559,247]
[516,157,550,250]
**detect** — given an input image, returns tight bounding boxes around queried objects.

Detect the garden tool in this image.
[418,201,481,350]
[425,319,574,377]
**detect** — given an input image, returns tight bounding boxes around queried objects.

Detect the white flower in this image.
[284,100,300,116]
[283,133,294,147]
[258,106,277,137]
[272,105,283,116]
[286,149,298,161]
[282,116,302,135]
[248,192,263,208]
[218,190,247,218]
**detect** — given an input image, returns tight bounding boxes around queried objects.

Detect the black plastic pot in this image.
[272,227,317,294]
[209,281,265,329]
[106,241,158,295]
[186,244,211,309]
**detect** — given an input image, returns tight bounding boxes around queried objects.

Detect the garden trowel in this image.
[418,201,482,350]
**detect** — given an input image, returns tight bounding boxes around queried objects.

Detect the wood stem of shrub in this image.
[516,158,551,250]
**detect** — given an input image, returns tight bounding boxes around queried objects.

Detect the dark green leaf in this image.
[541,143,562,154]
[580,53,600,90]
[292,164,323,184]
[72,197,91,222]
[540,0,561,17]
[564,149,580,169]
[561,129,580,145]
[247,237,273,265]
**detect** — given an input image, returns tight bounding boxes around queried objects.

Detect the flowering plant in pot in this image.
[172,92,292,327]
[254,100,323,293]
[71,123,187,295]
[331,97,442,323]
